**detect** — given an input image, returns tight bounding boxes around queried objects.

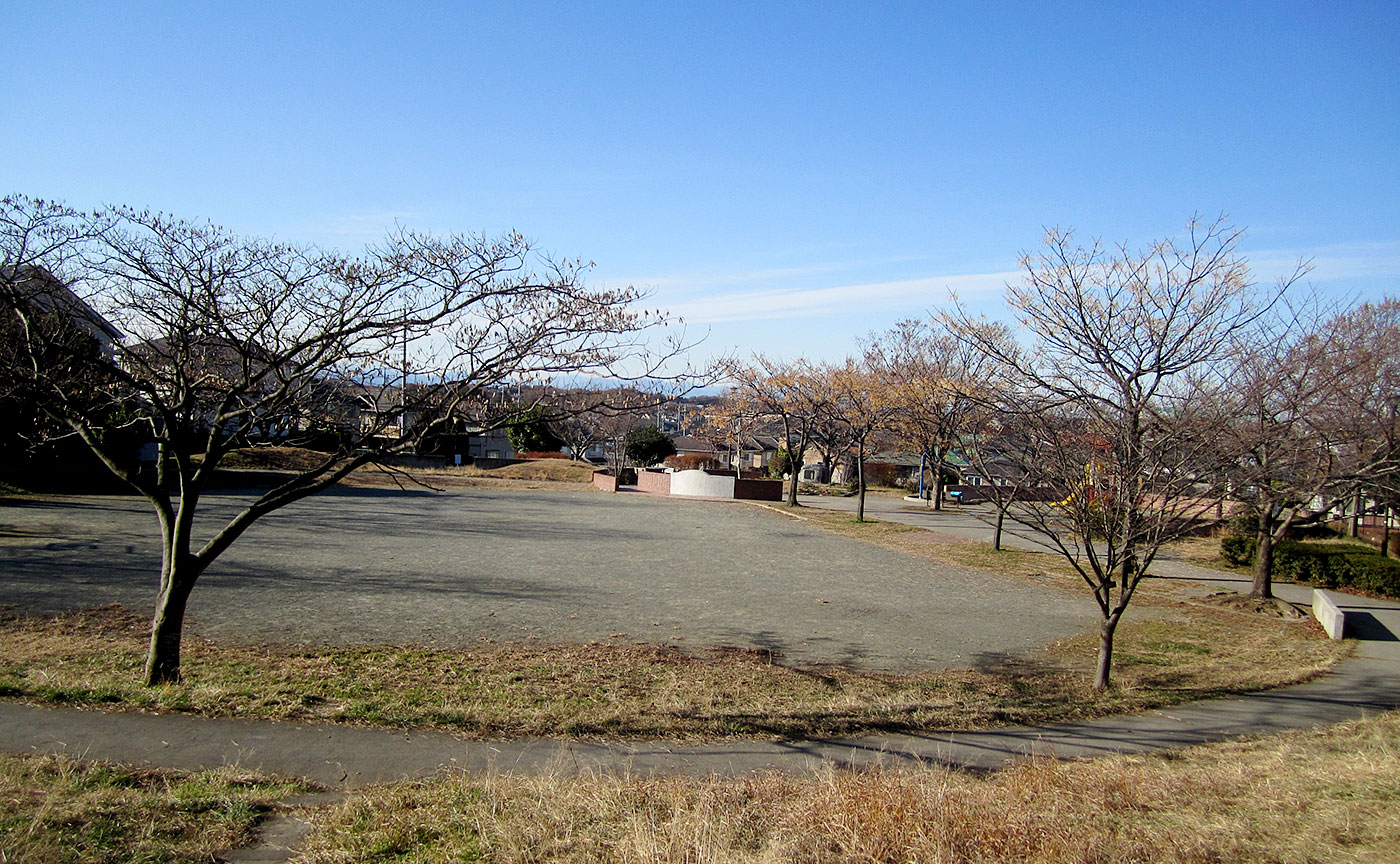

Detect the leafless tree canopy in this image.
[1,194,705,684]
[946,216,1304,689]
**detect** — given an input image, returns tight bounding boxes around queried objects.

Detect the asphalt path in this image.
[0,487,1095,671]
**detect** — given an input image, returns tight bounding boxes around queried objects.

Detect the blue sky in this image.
[6,1,1398,364]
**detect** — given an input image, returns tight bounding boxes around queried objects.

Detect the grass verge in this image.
[0,600,1346,741]
[0,754,307,864]
[298,710,1400,863]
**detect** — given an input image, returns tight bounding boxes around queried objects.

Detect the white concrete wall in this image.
[669,469,736,498]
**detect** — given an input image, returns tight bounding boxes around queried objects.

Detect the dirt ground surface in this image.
[0,486,1095,671]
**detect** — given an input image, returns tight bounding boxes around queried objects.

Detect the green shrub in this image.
[1220,535,1255,566]
[1335,552,1400,597]
[1226,537,1400,598]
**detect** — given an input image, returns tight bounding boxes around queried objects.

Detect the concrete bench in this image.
[1313,589,1346,640]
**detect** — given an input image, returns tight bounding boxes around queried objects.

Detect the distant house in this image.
[670,435,727,468]
[465,425,515,461]
[828,451,922,487]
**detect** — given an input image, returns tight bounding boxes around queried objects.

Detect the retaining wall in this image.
[734,478,783,501]
[1313,589,1347,639]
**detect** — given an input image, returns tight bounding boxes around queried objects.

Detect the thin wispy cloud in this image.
[658,270,1019,324]
[1250,241,1400,283]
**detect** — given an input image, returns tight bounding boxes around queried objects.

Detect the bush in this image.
[1340,552,1400,597]
[518,451,568,460]
[1221,535,1256,566]
[667,452,722,471]
[1221,535,1400,598]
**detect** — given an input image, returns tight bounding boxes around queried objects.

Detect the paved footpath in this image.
[2,568,1397,788]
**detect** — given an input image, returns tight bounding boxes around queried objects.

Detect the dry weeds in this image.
[298,710,1400,863]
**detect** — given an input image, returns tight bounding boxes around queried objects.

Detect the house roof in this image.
[2,265,123,341]
[671,435,724,454]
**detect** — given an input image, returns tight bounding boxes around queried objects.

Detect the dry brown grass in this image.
[0,754,306,864]
[0,601,1347,741]
[298,710,1400,863]
[1165,534,1246,574]
[770,505,1242,606]
[218,447,597,488]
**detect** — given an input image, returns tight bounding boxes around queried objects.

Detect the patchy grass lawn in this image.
[0,599,1346,741]
[298,710,1400,864]
[0,754,307,864]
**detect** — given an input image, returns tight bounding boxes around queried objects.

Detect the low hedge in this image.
[1219,536,1400,598]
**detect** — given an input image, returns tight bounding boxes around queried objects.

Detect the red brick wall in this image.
[635,470,671,494]
[592,471,619,492]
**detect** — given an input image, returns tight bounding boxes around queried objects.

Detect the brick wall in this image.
[591,471,619,492]
[635,469,671,494]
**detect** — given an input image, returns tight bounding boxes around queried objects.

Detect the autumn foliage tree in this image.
[868,319,998,509]
[822,357,898,522]
[724,356,826,505]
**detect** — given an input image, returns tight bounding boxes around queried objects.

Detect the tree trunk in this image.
[145,566,196,685]
[786,443,801,507]
[993,504,1005,551]
[932,461,945,511]
[1351,488,1363,538]
[1252,517,1275,600]
[1093,615,1119,691]
[1383,506,1393,559]
[855,442,867,522]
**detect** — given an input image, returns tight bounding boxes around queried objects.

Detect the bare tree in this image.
[1222,296,1400,595]
[541,386,651,464]
[1,194,698,684]
[1310,299,1400,555]
[1221,299,1341,597]
[947,217,1297,689]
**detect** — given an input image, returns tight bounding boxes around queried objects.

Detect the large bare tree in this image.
[1223,296,1400,596]
[948,217,1298,689]
[1,194,696,684]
